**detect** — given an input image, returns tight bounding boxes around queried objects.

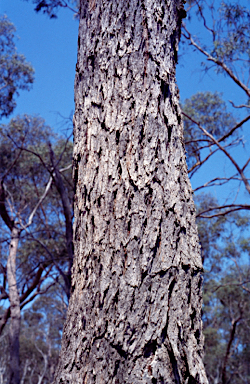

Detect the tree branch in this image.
[0,182,13,231]
[197,204,250,218]
[182,25,250,99]
[182,111,250,196]
[24,177,53,229]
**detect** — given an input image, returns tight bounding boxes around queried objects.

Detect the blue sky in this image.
[1,0,250,206]
[1,0,246,127]
[1,0,78,132]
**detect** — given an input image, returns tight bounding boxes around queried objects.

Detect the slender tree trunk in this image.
[49,145,74,299]
[221,316,241,384]
[7,226,21,384]
[53,166,74,299]
[54,0,208,382]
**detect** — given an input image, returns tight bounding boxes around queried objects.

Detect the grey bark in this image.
[7,226,21,384]
[54,0,208,383]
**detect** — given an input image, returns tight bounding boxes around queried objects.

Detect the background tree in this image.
[195,194,250,383]
[179,4,250,378]
[0,115,73,384]
[0,15,34,119]
[19,288,67,384]
[0,285,67,384]
[181,0,250,217]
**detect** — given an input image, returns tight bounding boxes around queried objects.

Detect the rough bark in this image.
[7,226,21,384]
[54,0,208,382]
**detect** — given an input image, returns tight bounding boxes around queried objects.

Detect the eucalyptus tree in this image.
[0,115,73,384]
[181,0,250,218]
[53,0,208,383]
[19,287,67,384]
[194,194,250,384]
[0,15,34,119]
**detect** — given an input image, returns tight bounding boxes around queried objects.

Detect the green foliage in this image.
[203,269,250,384]
[182,92,236,169]
[196,194,250,383]
[0,286,67,384]
[0,16,34,118]
[0,114,73,382]
[0,116,52,216]
[0,114,73,221]
[184,0,250,88]
[212,2,250,70]
[195,194,227,268]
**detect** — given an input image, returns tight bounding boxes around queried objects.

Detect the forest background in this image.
[0,0,250,383]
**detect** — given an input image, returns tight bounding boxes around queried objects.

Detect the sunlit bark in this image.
[54,0,208,382]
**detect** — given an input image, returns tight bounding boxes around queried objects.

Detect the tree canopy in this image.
[0,16,34,119]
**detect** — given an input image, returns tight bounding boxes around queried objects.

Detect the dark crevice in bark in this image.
[152,175,161,185]
[113,189,118,200]
[73,155,80,194]
[158,269,168,278]
[187,277,191,304]
[114,360,121,377]
[141,270,148,284]
[168,276,177,303]
[113,289,119,306]
[110,343,128,359]
[91,101,102,108]
[117,161,122,175]
[101,288,109,308]
[180,226,186,235]
[191,309,197,330]
[167,338,181,384]
[144,186,153,205]
[160,79,170,101]
[82,317,86,330]
[87,55,95,72]
[127,218,131,232]
[129,289,135,311]
[129,178,138,191]
[69,361,81,372]
[152,220,162,258]
[139,124,145,144]
[116,130,120,145]
[195,329,200,344]
[143,339,157,358]
[188,376,200,384]
[167,124,172,144]
[161,322,168,344]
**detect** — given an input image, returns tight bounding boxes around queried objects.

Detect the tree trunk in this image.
[7,226,21,384]
[52,161,74,299]
[54,0,208,382]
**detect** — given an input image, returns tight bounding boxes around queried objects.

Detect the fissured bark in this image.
[54,0,208,382]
